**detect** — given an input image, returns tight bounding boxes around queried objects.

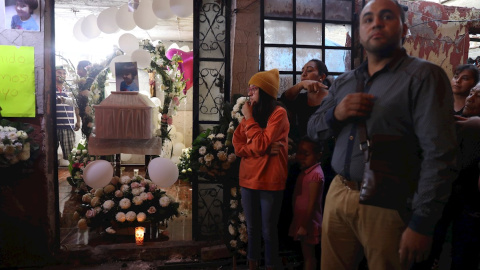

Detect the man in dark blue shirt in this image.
[307,0,457,269]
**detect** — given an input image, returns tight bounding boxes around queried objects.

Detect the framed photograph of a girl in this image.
[4,0,40,31]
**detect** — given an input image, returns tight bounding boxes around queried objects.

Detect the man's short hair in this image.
[363,0,407,24]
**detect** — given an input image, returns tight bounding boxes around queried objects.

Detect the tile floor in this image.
[58,165,193,247]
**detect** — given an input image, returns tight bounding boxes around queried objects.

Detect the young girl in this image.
[233,69,290,270]
[289,136,324,270]
[11,0,39,31]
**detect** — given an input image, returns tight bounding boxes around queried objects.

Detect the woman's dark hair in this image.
[455,64,480,85]
[252,88,284,128]
[308,59,332,87]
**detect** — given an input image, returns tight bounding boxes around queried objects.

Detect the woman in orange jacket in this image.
[233,69,290,270]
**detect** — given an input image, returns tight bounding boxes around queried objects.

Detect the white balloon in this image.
[109,54,132,76]
[83,160,113,189]
[173,131,184,143]
[73,17,90,42]
[152,0,175,20]
[116,4,136,31]
[180,45,190,52]
[167,43,180,51]
[131,49,152,69]
[133,0,158,30]
[173,142,185,156]
[81,14,101,39]
[118,33,139,55]
[148,157,179,188]
[170,0,193,18]
[97,7,119,34]
[170,155,180,164]
[168,125,176,135]
[121,153,132,162]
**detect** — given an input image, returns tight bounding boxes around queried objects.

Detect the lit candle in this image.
[135,226,145,245]
[134,169,139,177]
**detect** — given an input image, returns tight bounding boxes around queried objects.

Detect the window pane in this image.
[199,61,225,121]
[325,49,350,73]
[296,0,322,19]
[325,24,352,47]
[199,3,226,59]
[325,0,352,21]
[296,48,322,72]
[265,0,293,17]
[278,74,294,96]
[265,20,293,44]
[295,74,301,85]
[296,22,322,46]
[265,47,293,71]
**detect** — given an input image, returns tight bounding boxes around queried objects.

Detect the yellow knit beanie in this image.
[248,69,279,99]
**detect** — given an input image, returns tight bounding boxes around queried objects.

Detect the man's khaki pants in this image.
[321,175,407,270]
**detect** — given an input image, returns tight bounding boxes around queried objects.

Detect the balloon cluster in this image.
[73,0,193,41]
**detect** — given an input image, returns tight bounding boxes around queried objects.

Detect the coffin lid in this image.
[94,91,155,108]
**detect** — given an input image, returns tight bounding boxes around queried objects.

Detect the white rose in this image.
[102,200,115,211]
[230,199,238,209]
[159,196,171,207]
[137,212,146,222]
[119,198,131,209]
[199,146,207,155]
[233,104,240,112]
[125,211,136,222]
[121,184,130,193]
[237,96,247,105]
[120,175,131,184]
[115,212,126,222]
[132,196,143,206]
[228,224,236,235]
[204,153,214,162]
[239,212,245,222]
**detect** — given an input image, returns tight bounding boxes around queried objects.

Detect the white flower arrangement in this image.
[67,140,96,191]
[0,118,37,167]
[191,129,238,179]
[75,175,179,232]
[230,96,248,127]
[226,186,247,258]
[142,40,187,144]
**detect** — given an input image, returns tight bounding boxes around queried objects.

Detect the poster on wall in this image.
[4,0,40,31]
[0,45,36,117]
[115,62,140,92]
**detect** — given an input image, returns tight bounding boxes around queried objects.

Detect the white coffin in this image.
[94,92,158,140]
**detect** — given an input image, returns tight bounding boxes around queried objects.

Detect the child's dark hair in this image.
[455,64,480,85]
[252,88,285,128]
[122,64,138,77]
[298,135,323,153]
[17,0,38,14]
